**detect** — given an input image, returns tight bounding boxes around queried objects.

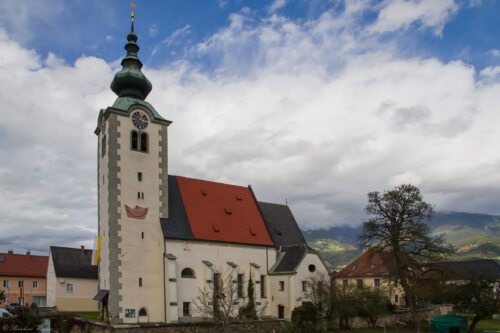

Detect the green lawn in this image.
[74,312,99,320]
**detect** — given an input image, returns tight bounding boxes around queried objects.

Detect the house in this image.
[0,250,48,307]
[336,247,406,306]
[93,11,328,324]
[46,246,98,312]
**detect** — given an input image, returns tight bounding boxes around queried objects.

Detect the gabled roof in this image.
[432,259,500,280]
[50,246,97,279]
[258,202,306,247]
[269,245,317,274]
[162,176,273,246]
[0,252,48,278]
[336,247,399,278]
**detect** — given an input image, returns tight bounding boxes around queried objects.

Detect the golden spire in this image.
[130,2,136,32]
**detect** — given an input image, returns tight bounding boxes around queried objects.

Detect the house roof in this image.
[50,246,97,279]
[173,176,274,246]
[0,252,48,278]
[269,245,317,274]
[257,202,306,247]
[432,259,500,280]
[160,175,194,240]
[336,248,399,278]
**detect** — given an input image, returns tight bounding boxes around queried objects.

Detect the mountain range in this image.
[302,211,500,270]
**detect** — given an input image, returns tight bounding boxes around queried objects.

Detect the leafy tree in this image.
[239,274,257,319]
[357,287,392,327]
[359,184,454,331]
[335,286,359,329]
[291,302,320,333]
[451,279,499,333]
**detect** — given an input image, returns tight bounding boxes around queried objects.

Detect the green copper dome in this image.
[110,21,152,100]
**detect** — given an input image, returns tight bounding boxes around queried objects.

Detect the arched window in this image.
[140,133,148,152]
[181,268,196,278]
[138,307,147,316]
[131,131,138,150]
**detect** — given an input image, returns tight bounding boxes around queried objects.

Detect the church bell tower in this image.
[95,8,171,323]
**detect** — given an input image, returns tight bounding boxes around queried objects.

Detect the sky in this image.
[0,0,499,254]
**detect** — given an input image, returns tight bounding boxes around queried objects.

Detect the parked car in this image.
[5,303,26,314]
[0,308,13,317]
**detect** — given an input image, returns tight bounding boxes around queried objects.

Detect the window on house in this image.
[125,309,136,318]
[308,264,316,272]
[302,281,307,292]
[260,275,267,298]
[183,302,190,316]
[32,281,38,289]
[141,232,144,239]
[131,130,138,150]
[356,279,363,288]
[137,192,141,199]
[279,281,285,291]
[343,279,348,288]
[395,295,399,304]
[374,279,381,288]
[101,135,106,157]
[141,192,144,199]
[67,284,73,293]
[18,281,24,288]
[138,172,142,181]
[181,268,196,278]
[139,277,143,287]
[3,280,8,288]
[140,133,148,152]
[138,308,147,317]
[237,274,244,298]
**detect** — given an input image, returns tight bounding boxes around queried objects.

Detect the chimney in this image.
[80,245,85,253]
[26,250,31,255]
[8,249,13,254]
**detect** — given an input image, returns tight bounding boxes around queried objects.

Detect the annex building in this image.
[94,13,327,324]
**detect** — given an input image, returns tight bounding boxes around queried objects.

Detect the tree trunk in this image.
[468,315,481,333]
[400,278,419,332]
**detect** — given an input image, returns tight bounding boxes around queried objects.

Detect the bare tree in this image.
[302,272,331,330]
[194,266,239,333]
[359,184,454,332]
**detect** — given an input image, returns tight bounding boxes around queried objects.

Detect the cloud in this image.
[151,24,191,56]
[368,0,459,36]
[269,0,287,13]
[1,2,500,253]
[149,24,159,37]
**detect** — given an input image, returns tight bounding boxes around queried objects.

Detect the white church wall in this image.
[165,239,276,320]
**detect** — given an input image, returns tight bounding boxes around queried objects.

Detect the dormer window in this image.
[352,264,357,270]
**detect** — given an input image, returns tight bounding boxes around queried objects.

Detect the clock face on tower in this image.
[131,110,149,129]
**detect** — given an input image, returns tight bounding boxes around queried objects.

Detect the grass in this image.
[74,312,99,320]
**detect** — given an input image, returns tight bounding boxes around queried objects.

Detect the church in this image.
[94,11,328,324]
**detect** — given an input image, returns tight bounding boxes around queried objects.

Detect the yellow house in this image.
[46,246,98,312]
[336,248,406,307]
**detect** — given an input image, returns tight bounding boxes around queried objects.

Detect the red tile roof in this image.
[176,176,274,246]
[0,252,49,278]
[336,247,399,278]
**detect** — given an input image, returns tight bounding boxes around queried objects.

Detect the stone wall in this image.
[69,319,284,333]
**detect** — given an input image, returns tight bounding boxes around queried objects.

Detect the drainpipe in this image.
[163,241,167,323]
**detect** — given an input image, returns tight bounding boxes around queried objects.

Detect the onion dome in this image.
[110,10,152,100]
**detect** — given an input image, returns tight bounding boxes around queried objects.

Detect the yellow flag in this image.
[91,236,102,266]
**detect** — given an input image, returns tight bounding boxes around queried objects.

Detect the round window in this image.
[308,264,316,272]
